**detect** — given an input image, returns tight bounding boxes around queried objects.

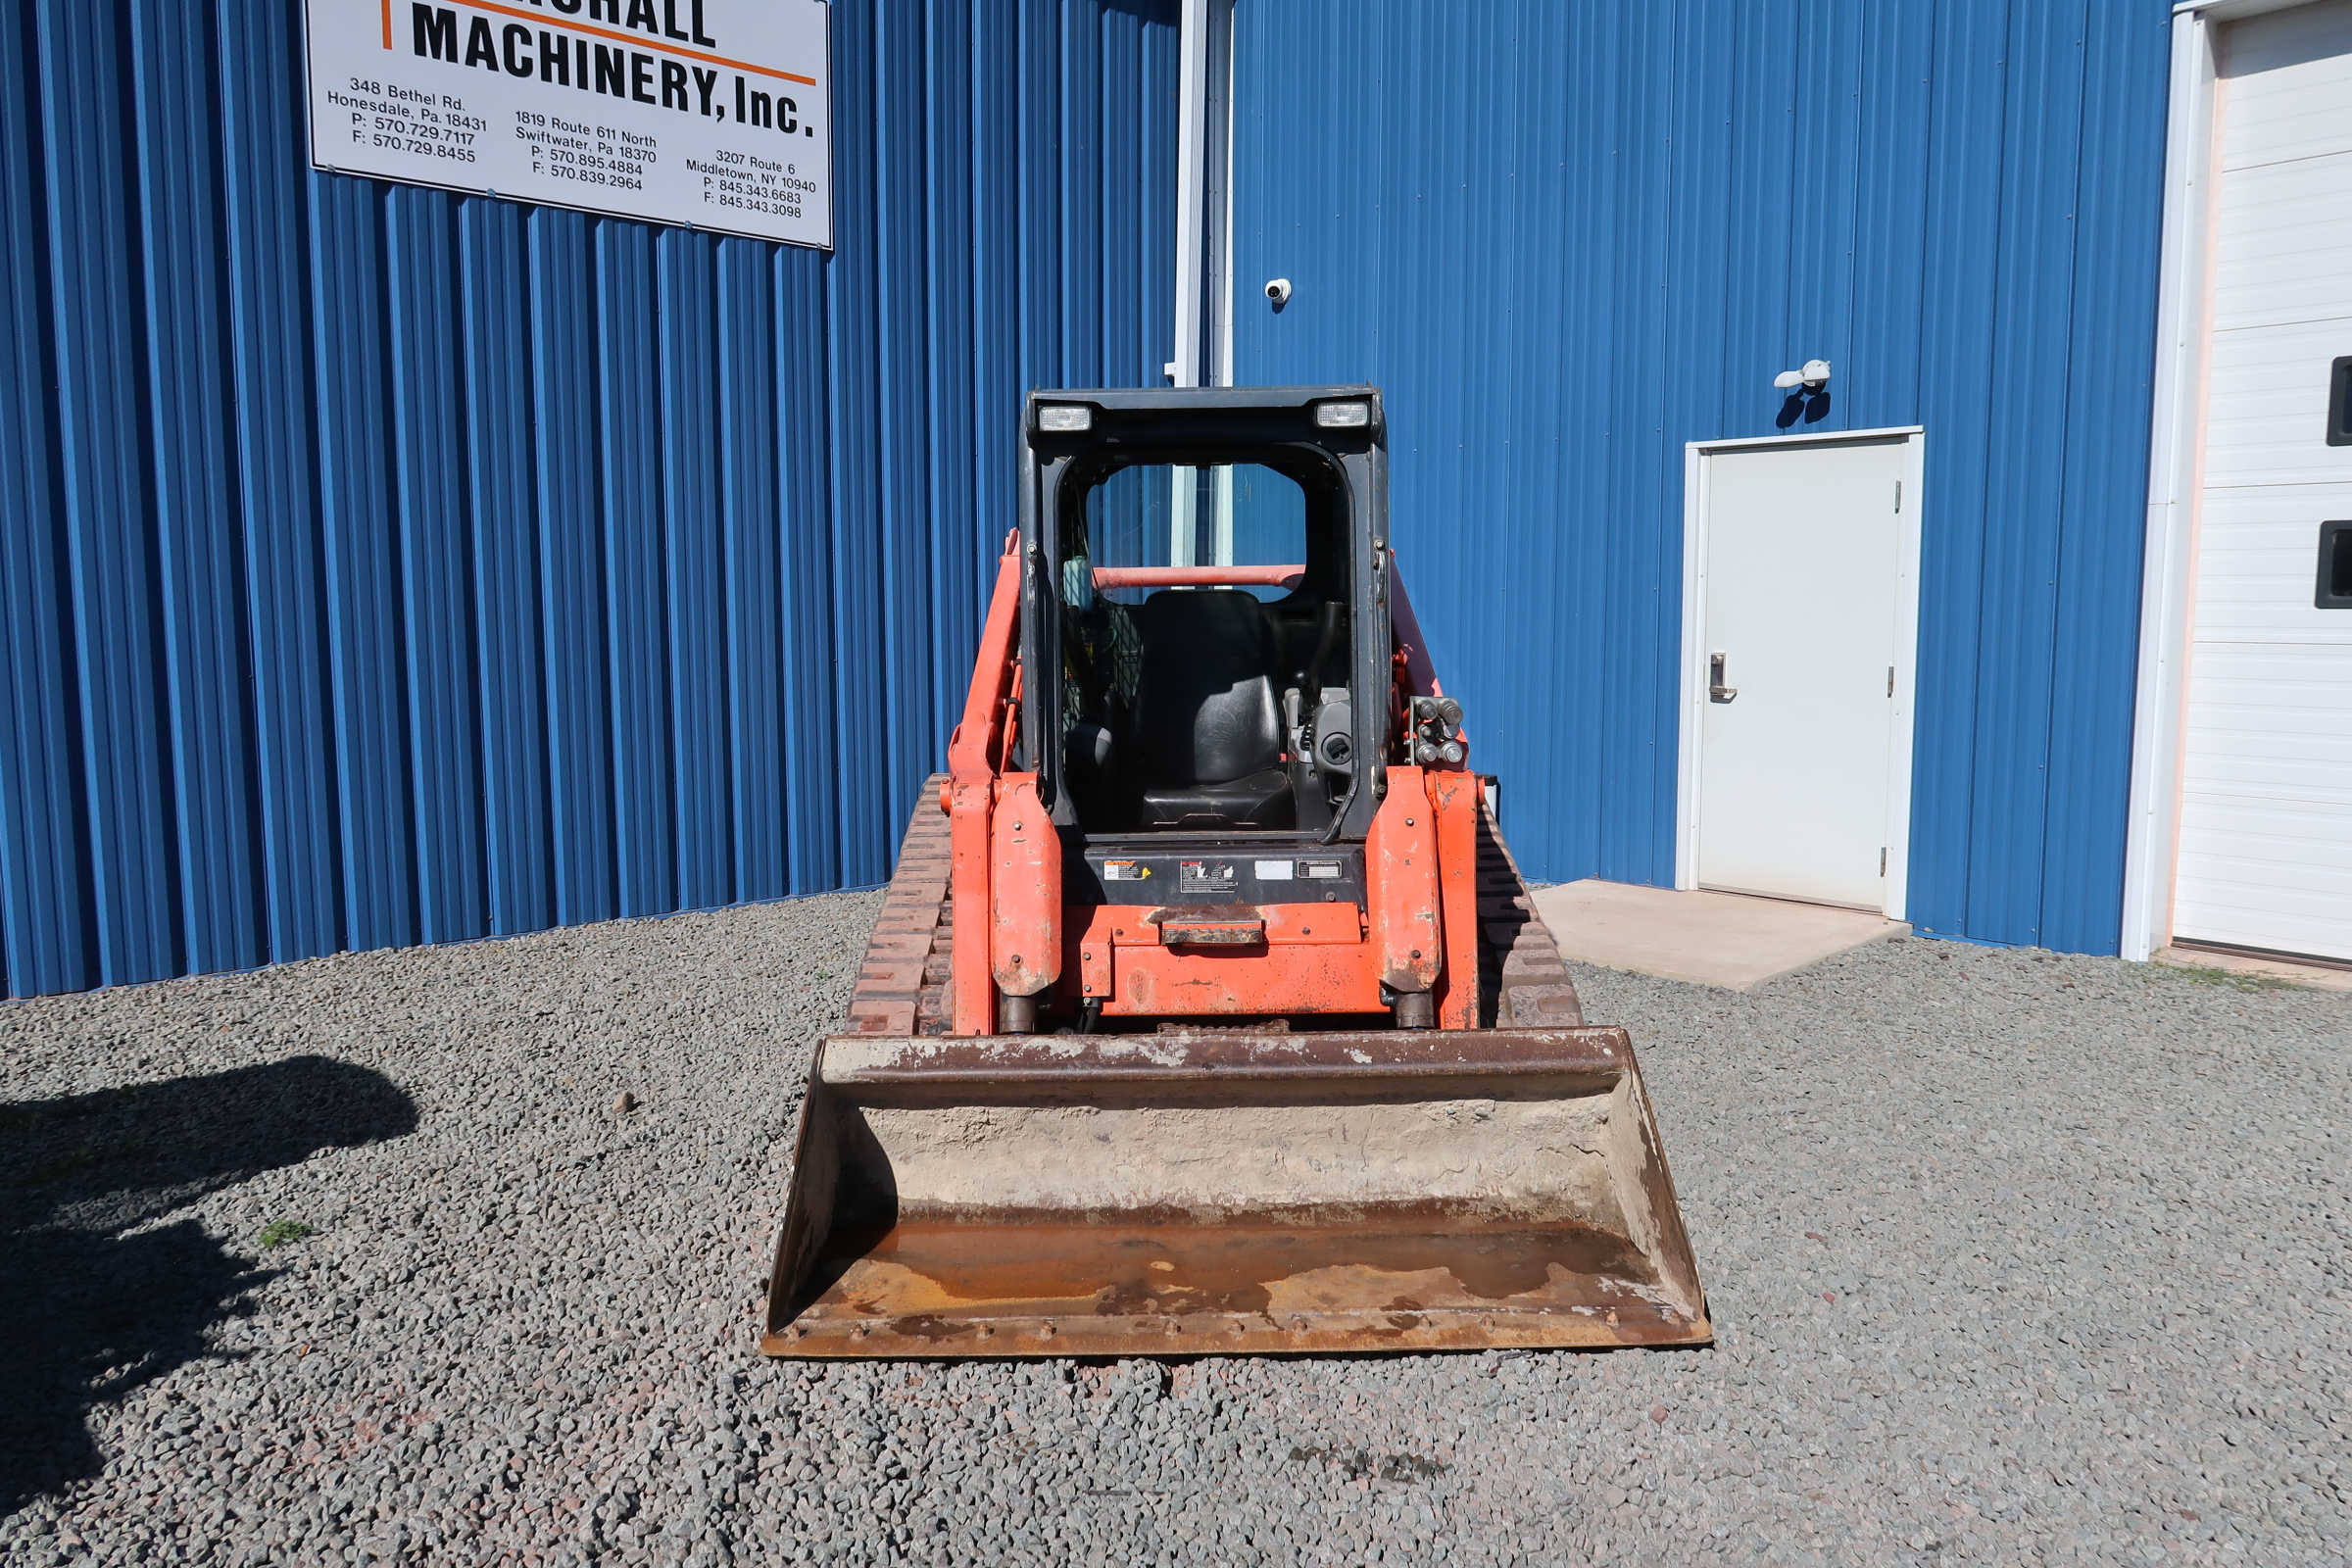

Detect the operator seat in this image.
[1131,590,1295,829]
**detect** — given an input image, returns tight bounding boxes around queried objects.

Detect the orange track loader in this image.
[764,387,1708,1357]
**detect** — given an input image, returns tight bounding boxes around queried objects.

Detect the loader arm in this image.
[1388,560,1445,702]
[944,537,1061,1037]
[1385,562,1484,1028]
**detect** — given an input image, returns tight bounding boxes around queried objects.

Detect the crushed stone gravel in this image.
[0,893,2344,1567]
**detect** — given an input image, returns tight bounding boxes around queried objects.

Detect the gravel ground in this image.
[0,893,2344,1567]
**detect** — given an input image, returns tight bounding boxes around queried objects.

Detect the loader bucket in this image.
[762,1026,1710,1357]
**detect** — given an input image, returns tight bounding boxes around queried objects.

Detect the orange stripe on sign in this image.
[381,0,393,49]
[448,0,818,86]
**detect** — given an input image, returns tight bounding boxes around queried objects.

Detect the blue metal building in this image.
[0,1,2196,996]
[1226,0,2175,956]
[0,0,1179,998]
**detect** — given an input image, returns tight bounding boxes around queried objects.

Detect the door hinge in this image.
[1881,847,1887,876]
[1894,480,1903,514]
[1887,665,1895,698]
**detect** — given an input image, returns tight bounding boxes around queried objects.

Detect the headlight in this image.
[1313,401,1370,428]
[1038,405,1092,432]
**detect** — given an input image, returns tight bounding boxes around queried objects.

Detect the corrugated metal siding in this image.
[0,0,1178,998]
[1228,0,2172,954]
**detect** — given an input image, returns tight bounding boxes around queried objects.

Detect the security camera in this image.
[1264,277,1292,307]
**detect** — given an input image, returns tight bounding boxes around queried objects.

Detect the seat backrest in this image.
[1133,590,1282,785]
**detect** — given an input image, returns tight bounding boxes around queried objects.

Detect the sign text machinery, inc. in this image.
[306,0,832,250]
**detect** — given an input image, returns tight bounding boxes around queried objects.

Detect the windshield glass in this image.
[1080,464,1307,605]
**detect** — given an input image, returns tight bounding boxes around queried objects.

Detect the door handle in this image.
[1708,652,1738,703]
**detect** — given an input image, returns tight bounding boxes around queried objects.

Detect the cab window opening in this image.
[1053,459,1353,837]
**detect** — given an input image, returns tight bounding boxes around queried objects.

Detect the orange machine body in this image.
[941,538,1478,1034]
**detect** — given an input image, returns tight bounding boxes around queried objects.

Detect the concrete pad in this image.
[2153,945,2352,995]
[1528,879,1909,992]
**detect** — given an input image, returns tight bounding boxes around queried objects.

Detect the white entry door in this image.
[1686,435,1916,911]
[2170,1,2352,963]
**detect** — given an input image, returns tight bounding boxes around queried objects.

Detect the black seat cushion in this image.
[1131,590,1294,829]
[1138,766,1295,829]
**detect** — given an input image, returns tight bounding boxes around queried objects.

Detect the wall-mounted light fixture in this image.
[1773,359,1833,393]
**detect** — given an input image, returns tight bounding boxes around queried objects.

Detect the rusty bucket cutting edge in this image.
[760,1026,1710,1358]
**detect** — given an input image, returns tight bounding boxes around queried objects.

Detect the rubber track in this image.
[1473,795,1585,1028]
[841,773,1580,1037]
[842,775,953,1038]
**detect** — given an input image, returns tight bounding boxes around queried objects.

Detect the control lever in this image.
[1311,688,1353,774]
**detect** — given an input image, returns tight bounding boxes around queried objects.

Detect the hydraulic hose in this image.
[1318,764,1359,846]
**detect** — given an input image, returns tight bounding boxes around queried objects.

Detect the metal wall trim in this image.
[2120,8,2220,962]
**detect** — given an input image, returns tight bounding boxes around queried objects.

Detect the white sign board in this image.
[305,0,831,250]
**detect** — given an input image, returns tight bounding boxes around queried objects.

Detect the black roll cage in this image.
[1018,386,1391,842]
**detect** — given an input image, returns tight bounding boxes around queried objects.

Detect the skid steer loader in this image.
[763,387,1709,1357]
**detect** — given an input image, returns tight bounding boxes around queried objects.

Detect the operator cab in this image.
[1021,387,1392,856]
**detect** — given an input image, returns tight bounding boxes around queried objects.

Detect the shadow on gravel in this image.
[0,1055,416,1516]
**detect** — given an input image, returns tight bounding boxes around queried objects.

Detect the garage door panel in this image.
[2183,690,2352,798]
[2195,482,2352,547]
[2172,906,2352,962]
[2180,845,2352,896]
[2177,874,2352,941]
[2186,640,2352,692]
[2185,719,2352,760]
[2204,322,2352,484]
[2178,886,2352,930]
[2177,798,2352,859]
[2191,490,2352,649]
[2188,580,2352,639]
[2186,677,2352,716]
[2171,879,2352,961]
[2169,915,2352,964]
[2186,790,2352,822]
[2188,591,2352,646]
[2180,849,2352,896]
[2211,156,2352,328]
[2183,690,2352,744]
[2181,747,2352,794]
[2182,727,2352,768]
[2220,0,2352,172]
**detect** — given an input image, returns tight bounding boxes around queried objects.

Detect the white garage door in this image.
[2174,0,2352,962]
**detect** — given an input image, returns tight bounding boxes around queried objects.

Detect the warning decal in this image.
[1179,860,1238,894]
